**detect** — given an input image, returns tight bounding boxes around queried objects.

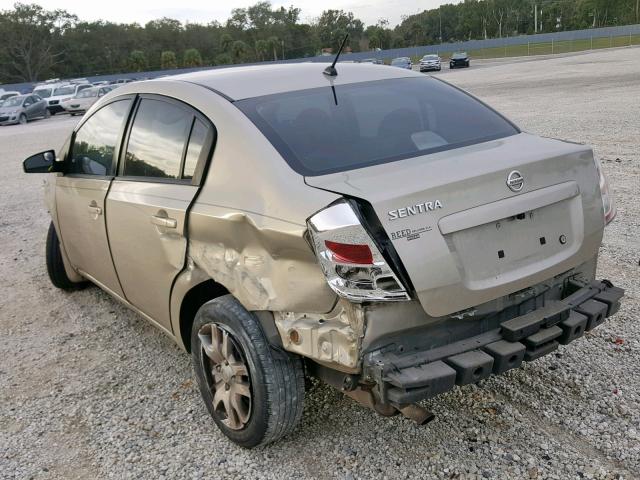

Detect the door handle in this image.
[87,204,102,216]
[150,215,177,229]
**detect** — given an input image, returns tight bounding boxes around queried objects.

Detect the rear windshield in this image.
[78,89,98,98]
[33,88,52,98]
[2,96,23,107]
[53,86,75,96]
[236,77,519,176]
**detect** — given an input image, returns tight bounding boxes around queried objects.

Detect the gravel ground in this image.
[0,47,638,480]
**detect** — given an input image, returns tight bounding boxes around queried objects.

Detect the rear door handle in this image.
[87,204,102,216]
[150,215,177,229]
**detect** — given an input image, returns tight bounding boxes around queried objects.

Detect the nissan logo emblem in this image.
[506,170,524,192]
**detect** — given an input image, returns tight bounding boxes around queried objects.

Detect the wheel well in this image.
[179,279,229,353]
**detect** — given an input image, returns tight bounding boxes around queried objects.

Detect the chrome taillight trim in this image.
[307,200,410,302]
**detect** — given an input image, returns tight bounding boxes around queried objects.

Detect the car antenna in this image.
[323,34,349,77]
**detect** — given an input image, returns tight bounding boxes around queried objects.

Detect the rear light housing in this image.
[594,158,616,225]
[307,200,410,302]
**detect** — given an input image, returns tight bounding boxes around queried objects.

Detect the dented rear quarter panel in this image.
[166,80,342,314]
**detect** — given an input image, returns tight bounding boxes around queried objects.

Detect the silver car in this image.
[0,94,49,125]
[0,90,21,103]
[420,54,442,72]
[60,86,114,115]
[23,63,623,447]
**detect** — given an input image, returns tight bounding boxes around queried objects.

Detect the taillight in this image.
[307,200,409,302]
[594,158,616,225]
[324,241,373,265]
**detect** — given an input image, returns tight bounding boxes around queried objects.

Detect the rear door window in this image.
[122,98,192,180]
[183,119,208,180]
[236,77,519,176]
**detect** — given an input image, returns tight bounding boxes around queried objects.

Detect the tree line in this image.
[1,0,638,83]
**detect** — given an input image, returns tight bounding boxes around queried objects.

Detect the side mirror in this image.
[23,150,58,173]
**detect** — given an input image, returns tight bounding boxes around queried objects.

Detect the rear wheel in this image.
[44,109,51,119]
[46,222,86,290]
[191,295,305,448]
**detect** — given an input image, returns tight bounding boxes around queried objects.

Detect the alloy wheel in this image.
[198,323,252,430]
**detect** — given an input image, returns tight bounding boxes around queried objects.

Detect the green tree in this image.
[128,50,147,72]
[365,19,392,50]
[231,40,249,62]
[220,33,234,52]
[183,48,203,67]
[266,36,280,60]
[0,3,76,82]
[316,10,364,52]
[160,50,177,69]
[215,53,233,65]
[254,39,269,61]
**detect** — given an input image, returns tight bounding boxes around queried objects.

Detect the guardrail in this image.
[2,23,639,93]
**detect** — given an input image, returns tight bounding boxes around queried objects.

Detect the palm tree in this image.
[231,40,248,62]
[255,39,268,61]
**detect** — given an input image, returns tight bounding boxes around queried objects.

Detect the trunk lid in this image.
[305,133,604,317]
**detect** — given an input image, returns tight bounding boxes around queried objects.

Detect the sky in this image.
[0,0,456,27]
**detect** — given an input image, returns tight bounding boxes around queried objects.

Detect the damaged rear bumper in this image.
[364,280,624,406]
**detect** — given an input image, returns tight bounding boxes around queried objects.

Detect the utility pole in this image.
[534,4,537,33]
[439,7,442,43]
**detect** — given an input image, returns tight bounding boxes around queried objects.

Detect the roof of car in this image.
[169,63,421,101]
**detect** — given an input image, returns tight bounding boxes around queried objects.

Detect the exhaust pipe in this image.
[344,387,435,424]
[398,404,435,425]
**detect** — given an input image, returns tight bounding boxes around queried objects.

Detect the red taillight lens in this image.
[324,241,373,265]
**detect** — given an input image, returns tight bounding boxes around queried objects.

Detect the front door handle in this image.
[150,215,177,229]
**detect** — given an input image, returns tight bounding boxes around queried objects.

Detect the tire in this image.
[191,295,305,448]
[18,114,27,125]
[44,109,51,119]
[46,222,86,290]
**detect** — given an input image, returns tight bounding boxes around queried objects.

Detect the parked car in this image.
[32,85,57,100]
[111,78,135,85]
[46,83,94,115]
[23,63,623,448]
[60,86,114,115]
[390,57,412,69]
[0,91,21,103]
[0,94,49,125]
[450,52,470,69]
[360,58,383,64]
[419,54,442,72]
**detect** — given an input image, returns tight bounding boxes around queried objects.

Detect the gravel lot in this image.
[1,47,638,480]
